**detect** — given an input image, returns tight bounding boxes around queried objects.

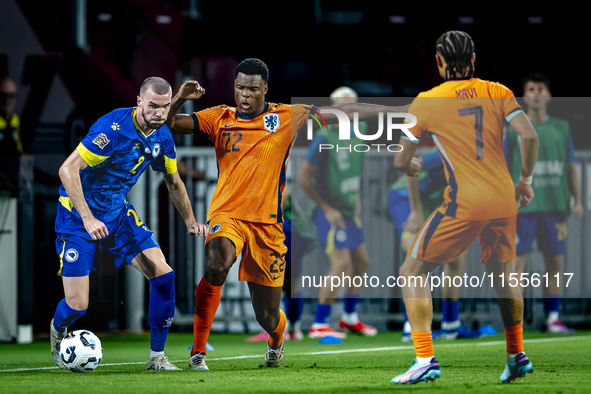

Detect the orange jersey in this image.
[194,103,313,224]
[407,78,523,220]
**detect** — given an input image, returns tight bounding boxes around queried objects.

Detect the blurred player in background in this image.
[50,77,207,371]
[0,77,22,155]
[246,184,316,342]
[504,73,583,333]
[299,87,377,339]
[280,186,317,339]
[389,148,477,341]
[392,30,538,385]
[0,77,22,194]
[167,59,406,370]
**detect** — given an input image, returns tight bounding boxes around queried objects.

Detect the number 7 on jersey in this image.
[458,106,484,160]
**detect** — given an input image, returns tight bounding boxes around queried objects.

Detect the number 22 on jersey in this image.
[222,132,242,153]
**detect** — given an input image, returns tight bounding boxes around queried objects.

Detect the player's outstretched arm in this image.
[394,138,421,177]
[166,80,205,135]
[508,112,539,210]
[163,171,207,236]
[59,150,109,240]
[317,103,411,123]
[298,161,346,229]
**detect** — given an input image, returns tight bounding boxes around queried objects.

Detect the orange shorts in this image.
[409,211,516,264]
[206,215,288,287]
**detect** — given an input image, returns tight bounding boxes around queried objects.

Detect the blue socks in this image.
[544,297,560,314]
[53,298,87,333]
[343,294,360,314]
[442,300,460,323]
[283,291,304,325]
[148,271,175,352]
[314,295,359,325]
[314,304,331,324]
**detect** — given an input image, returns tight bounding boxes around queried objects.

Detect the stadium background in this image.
[0,0,590,341]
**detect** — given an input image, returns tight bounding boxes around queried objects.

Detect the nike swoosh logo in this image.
[272,276,281,281]
[224,124,237,128]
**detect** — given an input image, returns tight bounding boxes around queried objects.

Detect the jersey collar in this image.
[445,77,473,81]
[236,102,269,120]
[131,107,156,137]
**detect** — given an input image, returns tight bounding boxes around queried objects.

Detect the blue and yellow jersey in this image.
[0,113,22,156]
[59,107,177,223]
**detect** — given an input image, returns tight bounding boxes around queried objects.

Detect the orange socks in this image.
[412,331,434,358]
[268,310,287,349]
[192,278,223,356]
[505,323,524,354]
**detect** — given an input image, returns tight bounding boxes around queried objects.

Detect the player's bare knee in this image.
[204,251,235,285]
[66,297,88,312]
[204,262,231,285]
[353,255,369,275]
[328,253,352,274]
[400,259,419,278]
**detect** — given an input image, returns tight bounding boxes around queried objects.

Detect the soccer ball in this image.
[59,330,103,373]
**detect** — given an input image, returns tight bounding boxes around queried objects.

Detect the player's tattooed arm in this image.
[317,103,411,123]
[298,160,346,229]
[509,112,538,178]
[508,112,538,210]
[166,80,205,134]
[394,138,421,177]
[163,171,207,236]
[59,150,109,240]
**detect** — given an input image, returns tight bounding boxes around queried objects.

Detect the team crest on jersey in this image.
[210,224,221,234]
[263,113,280,133]
[92,133,110,149]
[65,248,79,263]
[152,143,161,158]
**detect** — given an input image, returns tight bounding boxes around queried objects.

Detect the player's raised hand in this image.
[179,80,205,101]
[515,181,535,210]
[404,157,422,177]
[188,221,208,237]
[323,206,346,230]
[83,217,109,240]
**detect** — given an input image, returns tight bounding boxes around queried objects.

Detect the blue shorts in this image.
[283,222,314,279]
[55,202,160,277]
[314,208,365,254]
[516,212,567,255]
[388,189,412,239]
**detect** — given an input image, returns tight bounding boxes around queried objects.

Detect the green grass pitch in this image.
[1,331,590,393]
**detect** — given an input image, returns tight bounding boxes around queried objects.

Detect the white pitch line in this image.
[1,335,588,373]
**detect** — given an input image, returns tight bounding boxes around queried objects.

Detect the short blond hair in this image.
[330,86,357,102]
